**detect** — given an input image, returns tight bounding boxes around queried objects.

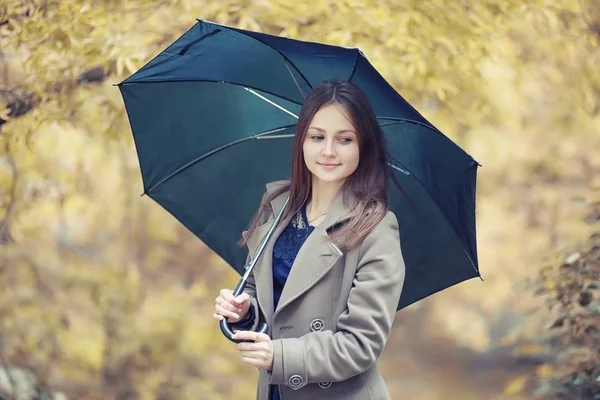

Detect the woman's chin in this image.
[311,174,348,185]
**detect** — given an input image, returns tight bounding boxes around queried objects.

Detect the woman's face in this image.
[303,103,360,186]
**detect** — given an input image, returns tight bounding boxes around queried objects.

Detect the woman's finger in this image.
[241,356,270,370]
[238,350,265,359]
[212,313,224,321]
[236,342,259,351]
[234,331,270,342]
[253,332,270,342]
[215,304,240,320]
[215,305,239,320]
[241,357,261,368]
[232,330,262,342]
[237,341,270,352]
[234,292,250,306]
[220,289,238,304]
[215,297,243,315]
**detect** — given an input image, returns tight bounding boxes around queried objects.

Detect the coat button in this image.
[288,374,304,389]
[310,318,324,332]
[318,381,332,389]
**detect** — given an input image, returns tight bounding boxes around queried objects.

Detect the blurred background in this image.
[0,0,599,399]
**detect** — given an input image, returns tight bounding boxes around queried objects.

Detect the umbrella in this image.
[118,19,482,332]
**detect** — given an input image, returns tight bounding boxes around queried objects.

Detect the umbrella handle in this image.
[219,278,269,343]
[219,195,289,343]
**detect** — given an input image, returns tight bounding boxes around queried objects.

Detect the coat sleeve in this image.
[268,211,405,386]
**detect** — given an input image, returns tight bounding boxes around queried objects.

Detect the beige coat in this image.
[240,180,405,400]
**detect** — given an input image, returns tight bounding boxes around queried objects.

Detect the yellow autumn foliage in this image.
[0,0,598,399]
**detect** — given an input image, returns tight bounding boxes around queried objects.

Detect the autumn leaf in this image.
[504,376,528,395]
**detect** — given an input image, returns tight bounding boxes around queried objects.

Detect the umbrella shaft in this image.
[240,195,290,283]
[233,278,246,297]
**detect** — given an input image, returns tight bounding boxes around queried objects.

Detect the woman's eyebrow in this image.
[308,126,356,134]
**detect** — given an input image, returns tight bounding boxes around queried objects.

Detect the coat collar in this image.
[265,180,356,233]
[250,180,355,325]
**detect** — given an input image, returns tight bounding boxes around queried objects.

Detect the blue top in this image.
[273,205,315,309]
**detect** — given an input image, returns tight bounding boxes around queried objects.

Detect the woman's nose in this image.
[321,139,336,156]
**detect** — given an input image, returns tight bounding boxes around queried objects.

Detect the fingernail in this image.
[234,314,240,319]
[232,334,237,339]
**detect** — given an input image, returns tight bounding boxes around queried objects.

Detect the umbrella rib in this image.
[209,20,313,91]
[244,88,299,119]
[387,162,410,175]
[119,79,303,107]
[348,49,360,81]
[256,134,296,139]
[379,121,410,128]
[143,124,297,195]
[283,60,306,99]
[376,117,439,132]
[178,29,222,55]
[387,161,481,279]
[377,117,481,166]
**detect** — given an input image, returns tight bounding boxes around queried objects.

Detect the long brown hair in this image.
[241,80,390,251]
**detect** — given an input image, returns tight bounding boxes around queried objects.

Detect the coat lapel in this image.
[247,181,357,324]
[273,187,355,318]
[273,226,342,318]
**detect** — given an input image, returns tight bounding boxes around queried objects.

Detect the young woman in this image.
[213,80,405,400]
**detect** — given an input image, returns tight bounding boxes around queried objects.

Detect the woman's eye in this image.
[308,135,353,143]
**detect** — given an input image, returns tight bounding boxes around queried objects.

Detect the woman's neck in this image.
[307,178,344,217]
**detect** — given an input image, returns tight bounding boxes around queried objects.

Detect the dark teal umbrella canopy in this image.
[118,19,481,310]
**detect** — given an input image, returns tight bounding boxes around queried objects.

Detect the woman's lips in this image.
[318,163,340,170]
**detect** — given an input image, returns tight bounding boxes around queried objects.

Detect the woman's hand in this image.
[233,330,274,370]
[213,289,251,323]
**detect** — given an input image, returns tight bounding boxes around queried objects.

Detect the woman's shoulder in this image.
[380,210,399,229]
[256,180,291,210]
[258,179,291,212]
[350,210,404,275]
[357,210,400,254]
[248,180,291,228]
[265,179,290,194]
[373,210,399,236]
